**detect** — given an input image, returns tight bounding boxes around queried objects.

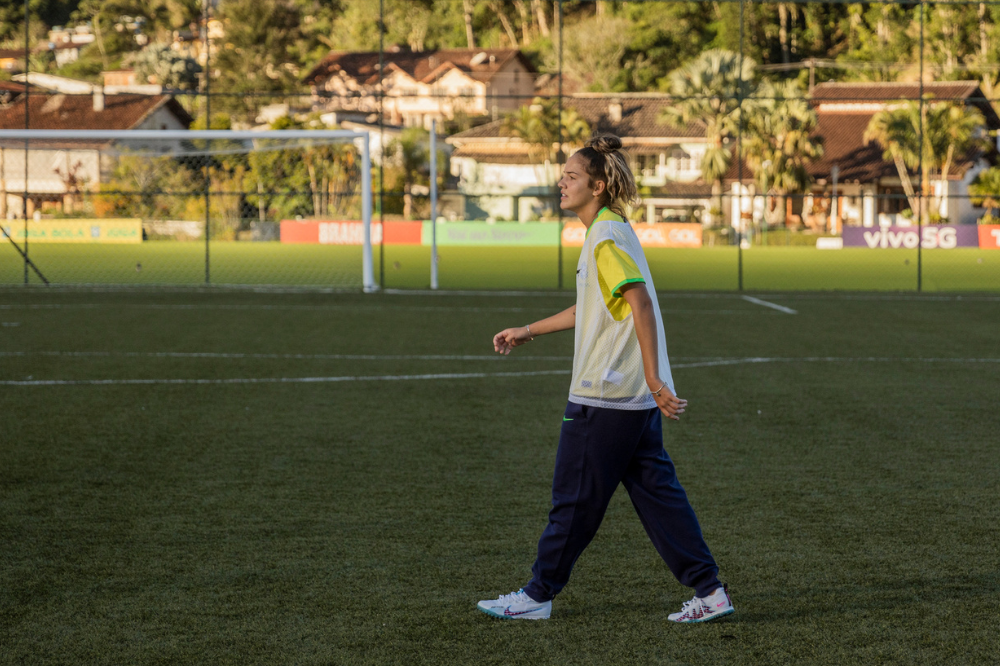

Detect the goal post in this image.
[0,129,376,291]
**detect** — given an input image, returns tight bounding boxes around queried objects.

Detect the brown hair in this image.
[575,134,640,218]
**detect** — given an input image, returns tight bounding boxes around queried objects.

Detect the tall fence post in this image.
[23,0,29,285]
[430,120,439,290]
[202,0,211,285]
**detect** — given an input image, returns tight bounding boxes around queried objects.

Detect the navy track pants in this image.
[523,401,720,602]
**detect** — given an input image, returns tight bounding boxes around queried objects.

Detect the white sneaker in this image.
[477,588,552,620]
[668,585,735,623]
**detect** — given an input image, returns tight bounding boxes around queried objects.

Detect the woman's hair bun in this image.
[585,134,623,154]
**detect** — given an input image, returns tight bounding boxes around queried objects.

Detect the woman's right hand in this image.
[493,327,532,355]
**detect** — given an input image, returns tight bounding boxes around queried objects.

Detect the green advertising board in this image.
[421,222,560,246]
[1,219,143,244]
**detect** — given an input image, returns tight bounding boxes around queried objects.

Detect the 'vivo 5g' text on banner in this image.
[2,219,142,243]
[842,225,979,249]
[561,221,703,248]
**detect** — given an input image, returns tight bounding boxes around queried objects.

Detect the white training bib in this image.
[569,208,674,410]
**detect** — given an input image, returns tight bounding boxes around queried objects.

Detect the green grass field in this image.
[1,288,998,665]
[4,241,1000,291]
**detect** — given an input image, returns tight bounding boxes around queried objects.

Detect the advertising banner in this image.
[842,225,979,249]
[424,222,561,246]
[978,225,1000,249]
[561,221,702,248]
[1,219,142,243]
[281,220,701,247]
[280,221,422,245]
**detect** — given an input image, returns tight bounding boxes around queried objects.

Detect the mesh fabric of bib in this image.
[569,208,674,410]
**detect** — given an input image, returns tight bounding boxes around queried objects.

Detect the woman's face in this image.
[558,153,603,214]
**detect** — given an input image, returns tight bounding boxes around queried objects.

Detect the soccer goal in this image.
[0,129,375,291]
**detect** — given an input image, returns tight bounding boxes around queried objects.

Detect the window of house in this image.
[668,148,693,173]
[878,189,908,214]
[634,154,656,177]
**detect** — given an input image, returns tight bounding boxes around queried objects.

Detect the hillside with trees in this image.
[5,1,1000,99]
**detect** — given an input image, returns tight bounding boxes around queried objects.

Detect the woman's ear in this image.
[592,180,607,198]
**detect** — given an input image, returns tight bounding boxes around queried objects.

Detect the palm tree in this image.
[926,102,986,220]
[742,80,823,227]
[865,99,986,223]
[660,50,756,225]
[392,127,430,221]
[863,104,922,217]
[968,167,1000,219]
[502,98,590,186]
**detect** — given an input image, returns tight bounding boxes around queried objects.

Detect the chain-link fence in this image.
[3,1,1000,290]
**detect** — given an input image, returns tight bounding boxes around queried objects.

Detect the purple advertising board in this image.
[842,225,979,249]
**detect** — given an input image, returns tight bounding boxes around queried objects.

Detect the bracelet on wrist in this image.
[651,381,666,396]
[524,324,534,341]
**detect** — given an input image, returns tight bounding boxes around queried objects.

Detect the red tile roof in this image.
[305,48,535,87]
[811,81,984,103]
[726,81,1000,183]
[450,95,704,145]
[0,93,192,132]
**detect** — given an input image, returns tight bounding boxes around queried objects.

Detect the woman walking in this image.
[477,135,733,624]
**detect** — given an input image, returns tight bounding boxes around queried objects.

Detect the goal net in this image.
[0,129,375,291]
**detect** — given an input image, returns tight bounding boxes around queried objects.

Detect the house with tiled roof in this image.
[726,81,1000,230]
[446,94,712,222]
[0,91,192,218]
[304,48,536,129]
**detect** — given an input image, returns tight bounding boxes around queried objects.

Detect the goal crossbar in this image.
[0,129,377,293]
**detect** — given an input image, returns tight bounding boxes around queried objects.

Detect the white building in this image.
[0,91,192,218]
[305,48,537,129]
[447,94,712,222]
[726,81,1000,231]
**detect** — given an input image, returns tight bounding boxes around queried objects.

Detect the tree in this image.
[839,3,915,81]
[461,0,475,48]
[550,16,628,92]
[501,97,589,186]
[865,99,987,223]
[660,49,755,225]
[864,104,922,217]
[212,0,302,125]
[926,102,987,220]
[96,153,194,222]
[969,167,1000,219]
[130,43,201,90]
[742,79,823,227]
[385,127,447,221]
[617,2,713,91]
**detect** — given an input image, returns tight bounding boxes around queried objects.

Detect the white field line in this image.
[0,303,769,314]
[7,352,996,365]
[0,303,547,313]
[4,284,1000,301]
[4,357,1000,387]
[0,369,572,387]
[0,351,572,361]
[741,295,798,314]
[672,356,1000,369]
